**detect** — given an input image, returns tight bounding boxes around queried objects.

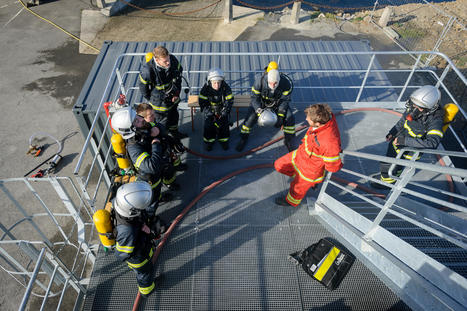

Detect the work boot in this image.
[274,196,291,207]
[220,141,229,150]
[175,163,188,171]
[166,182,181,191]
[369,173,392,190]
[235,134,248,152]
[205,142,214,151]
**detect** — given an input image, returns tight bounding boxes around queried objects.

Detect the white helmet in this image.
[113,182,153,218]
[410,85,441,111]
[257,109,278,127]
[111,107,136,139]
[207,68,224,82]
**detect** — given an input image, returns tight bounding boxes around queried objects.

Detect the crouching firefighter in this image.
[370,85,445,189]
[199,68,234,151]
[113,181,166,297]
[111,107,177,215]
[236,68,295,152]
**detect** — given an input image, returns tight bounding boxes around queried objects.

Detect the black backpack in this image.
[289,238,355,290]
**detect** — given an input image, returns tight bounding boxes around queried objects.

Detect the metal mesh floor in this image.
[83,168,410,311]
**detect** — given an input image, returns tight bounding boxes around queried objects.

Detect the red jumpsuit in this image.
[274,114,343,206]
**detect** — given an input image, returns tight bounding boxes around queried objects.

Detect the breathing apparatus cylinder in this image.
[442,103,458,133]
[93,209,115,247]
[111,133,131,172]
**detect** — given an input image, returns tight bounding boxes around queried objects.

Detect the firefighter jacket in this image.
[138,54,183,113]
[114,213,153,266]
[251,72,292,118]
[199,81,234,117]
[388,107,444,150]
[127,137,164,188]
[293,114,343,183]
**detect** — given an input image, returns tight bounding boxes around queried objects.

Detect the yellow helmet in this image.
[266,61,278,72]
[145,52,154,63]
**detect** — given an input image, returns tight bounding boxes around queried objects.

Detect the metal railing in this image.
[73,50,467,209]
[0,177,95,310]
[315,148,467,311]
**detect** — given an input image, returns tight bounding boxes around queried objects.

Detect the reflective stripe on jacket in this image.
[294,114,343,180]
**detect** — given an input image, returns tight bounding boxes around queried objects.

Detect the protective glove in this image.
[385,133,394,142]
[165,134,185,153]
[275,116,284,128]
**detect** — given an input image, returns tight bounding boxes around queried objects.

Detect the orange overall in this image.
[274,115,343,206]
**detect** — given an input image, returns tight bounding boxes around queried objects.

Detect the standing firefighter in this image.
[199,68,234,151]
[370,85,445,189]
[236,68,295,152]
[139,46,187,139]
[274,104,343,207]
[114,182,165,298]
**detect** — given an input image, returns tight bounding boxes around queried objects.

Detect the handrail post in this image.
[355,54,375,104]
[363,166,416,241]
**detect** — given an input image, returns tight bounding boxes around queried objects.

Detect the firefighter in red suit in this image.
[274,104,343,207]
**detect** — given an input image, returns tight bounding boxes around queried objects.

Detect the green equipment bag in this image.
[289,238,355,290]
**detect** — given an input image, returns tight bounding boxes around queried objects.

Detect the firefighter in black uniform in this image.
[236,68,295,152]
[114,181,165,298]
[199,68,234,151]
[136,103,187,171]
[138,46,187,139]
[111,107,180,215]
[371,85,445,189]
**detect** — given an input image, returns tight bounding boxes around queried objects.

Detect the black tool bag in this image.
[289,238,355,290]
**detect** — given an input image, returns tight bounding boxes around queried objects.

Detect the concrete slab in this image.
[211,5,264,41]
[80,10,108,54]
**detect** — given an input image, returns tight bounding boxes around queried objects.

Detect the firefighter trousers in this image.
[204,115,230,143]
[154,103,180,133]
[274,151,320,207]
[380,142,420,183]
[127,248,155,295]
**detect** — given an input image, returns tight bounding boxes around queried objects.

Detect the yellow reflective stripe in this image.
[304,133,311,156]
[251,87,260,94]
[380,175,396,183]
[173,158,181,166]
[203,137,215,143]
[427,129,443,137]
[282,89,291,96]
[199,94,208,100]
[139,74,148,84]
[322,155,340,162]
[135,152,149,169]
[150,105,170,112]
[128,258,149,269]
[404,120,422,138]
[313,247,340,281]
[277,113,285,117]
[139,282,155,295]
[283,126,295,134]
[218,137,229,142]
[392,142,421,160]
[177,63,181,70]
[286,192,301,205]
[225,94,233,100]
[155,82,170,90]
[210,102,218,106]
[241,125,250,134]
[151,179,161,189]
[163,174,176,185]
[149,122,155,126]
[116,243,134,254]
[291,151,325,183]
